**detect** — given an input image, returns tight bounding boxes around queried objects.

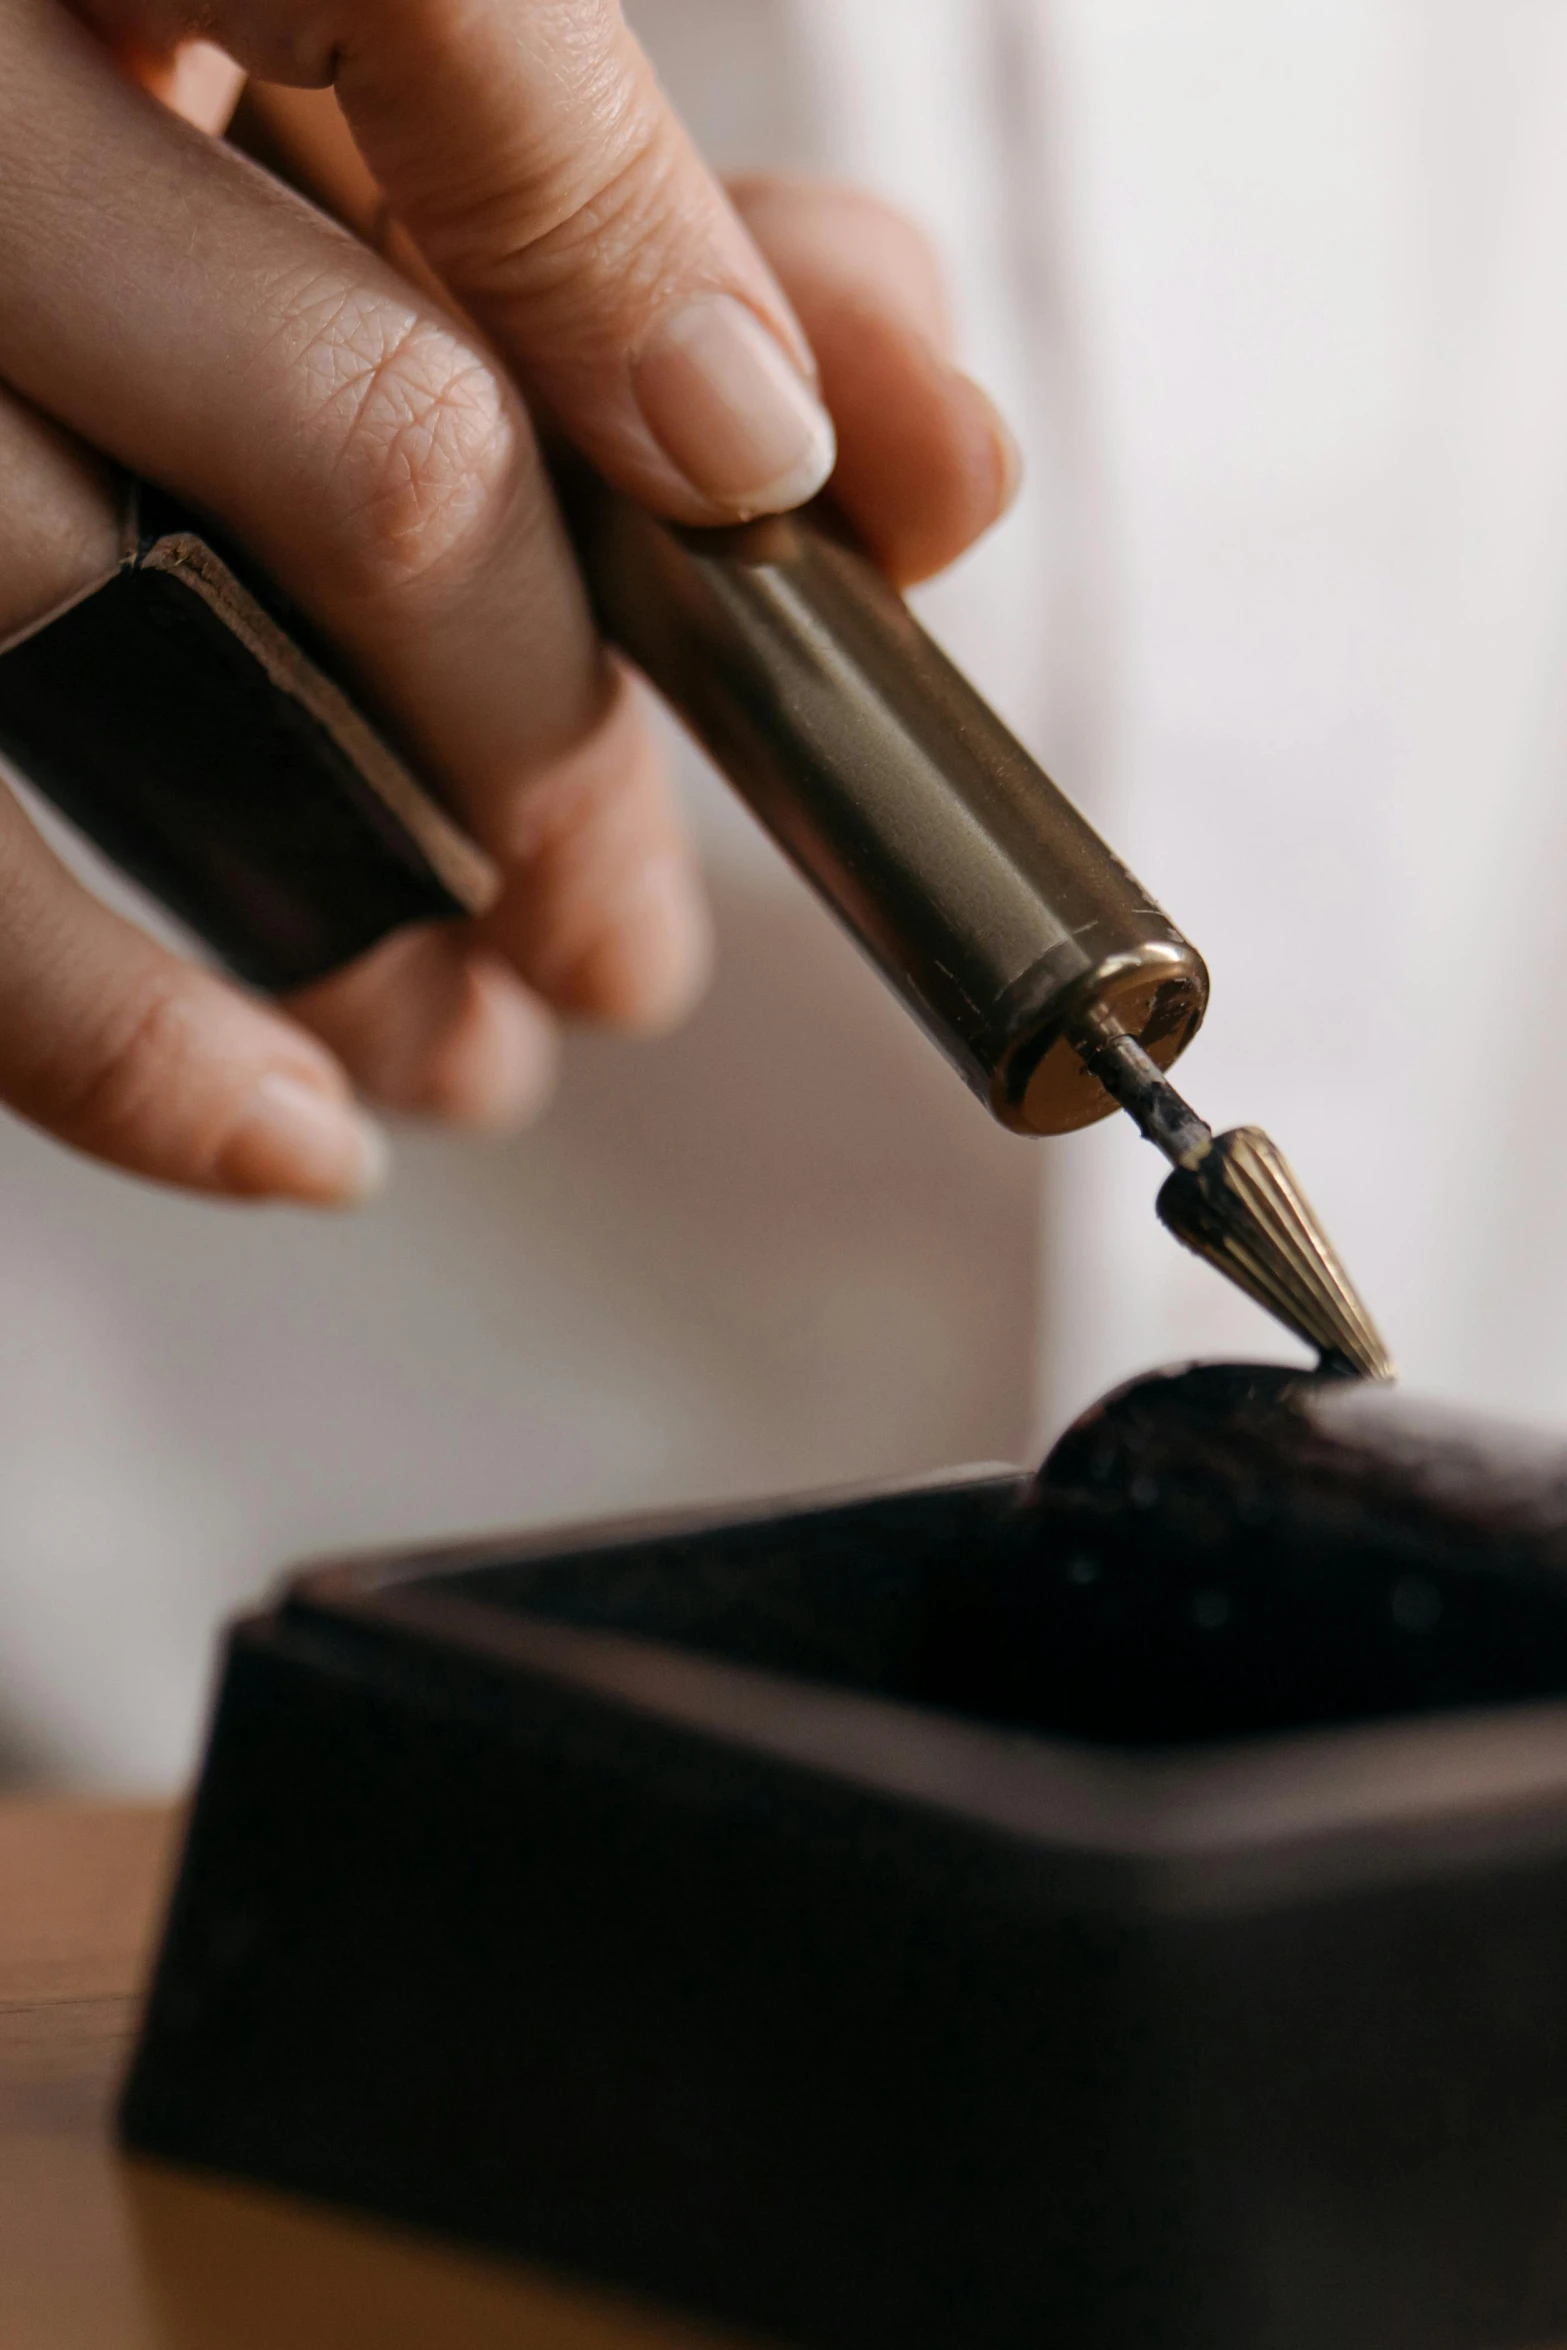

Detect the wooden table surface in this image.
[0,1800,747,2350]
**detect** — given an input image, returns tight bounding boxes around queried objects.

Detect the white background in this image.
[3,0,1566,1784]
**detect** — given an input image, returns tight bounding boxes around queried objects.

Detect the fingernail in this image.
[219,1072,390,1205]
[636,293,837,517]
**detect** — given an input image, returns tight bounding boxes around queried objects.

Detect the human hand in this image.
[0,0,1019,1204]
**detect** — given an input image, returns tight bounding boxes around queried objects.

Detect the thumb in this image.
[347,0,838,522]
[86,0,836,522]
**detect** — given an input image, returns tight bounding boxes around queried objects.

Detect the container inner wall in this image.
[435,1456,1567,1753]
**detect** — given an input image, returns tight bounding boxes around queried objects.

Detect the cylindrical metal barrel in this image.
[573,486,1208,1136]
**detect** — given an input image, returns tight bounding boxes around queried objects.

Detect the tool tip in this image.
[1156,1125,1394,1382]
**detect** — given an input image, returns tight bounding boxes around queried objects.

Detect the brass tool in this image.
[229,90,1391,1377]
[1079,1020,1392,1379]
[572,485,1392,1379]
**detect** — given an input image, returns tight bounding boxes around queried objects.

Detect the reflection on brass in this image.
[1083,1027,1392,1377]
[1015,951,1203,1135]
[569,482,1208,1137]
[1157,1128,1393,1380]
[569,482,1389,1368]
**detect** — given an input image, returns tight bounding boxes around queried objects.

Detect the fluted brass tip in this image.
[1156,1125,1394,1381]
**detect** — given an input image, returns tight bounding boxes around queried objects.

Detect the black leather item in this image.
[0,484,496,992]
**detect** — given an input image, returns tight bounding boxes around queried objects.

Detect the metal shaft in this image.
[568,479,1391,1378]
[568,479,1208,1138]
[1072,1020,1214,1170]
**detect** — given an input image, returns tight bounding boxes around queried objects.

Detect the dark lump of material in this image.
[923,1361,1567,1746]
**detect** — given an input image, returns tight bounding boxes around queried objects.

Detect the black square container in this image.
[121,1432,1567,2350]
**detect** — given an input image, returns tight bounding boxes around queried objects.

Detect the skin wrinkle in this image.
[333,0,806,404]
[0,804,146,1045]
[0,819,53,975]
[269,280,519,592]
[63,0,816,478]
[0,395,120,634]
[480,691,693,1004]
[0,11,213,237]
[492,704,646,866]
[140,233,567,686]
[394,24,659,253]
[464,111,701,324]
[0,124,373,468]
[0,859,329,1176]
[0,41,132,237]
[340,429,605,791]
[338,81,636,273]
[37,975,238,1164]
[0,141,107,230]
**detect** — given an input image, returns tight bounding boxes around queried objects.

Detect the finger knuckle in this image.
[41,976,213,1165]
[282,275,520,592]
[447,46,695,321]
[494,673,654,864]
[529,77,677,277]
